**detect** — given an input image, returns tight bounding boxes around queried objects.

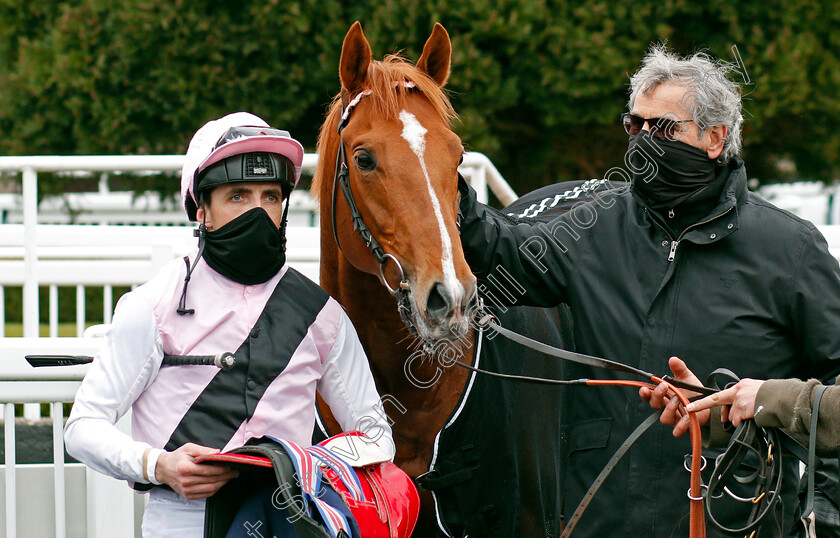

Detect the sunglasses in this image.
[621,113,694,140]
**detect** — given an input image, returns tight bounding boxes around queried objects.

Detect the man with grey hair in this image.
[456,45,840,536]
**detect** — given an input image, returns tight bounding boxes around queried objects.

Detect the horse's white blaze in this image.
[399,110,461,311]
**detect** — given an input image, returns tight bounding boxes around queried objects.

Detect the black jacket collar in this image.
[637,156,747,241]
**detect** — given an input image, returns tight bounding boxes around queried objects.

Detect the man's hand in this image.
[685,378,765,427]
[639,357,711,437]
[154,443,239,499]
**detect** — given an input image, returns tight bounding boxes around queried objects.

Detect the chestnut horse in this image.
[312,22,566,536]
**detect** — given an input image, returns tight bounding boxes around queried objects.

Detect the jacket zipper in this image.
[646,207,734,263]
[668,241,678,261]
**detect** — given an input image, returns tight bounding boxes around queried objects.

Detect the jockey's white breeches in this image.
[141,488,205,538]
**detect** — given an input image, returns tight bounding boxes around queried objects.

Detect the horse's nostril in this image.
[465,285,478,310]
[427,283,452,323]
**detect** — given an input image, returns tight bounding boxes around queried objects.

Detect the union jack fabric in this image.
[270,437,365,537]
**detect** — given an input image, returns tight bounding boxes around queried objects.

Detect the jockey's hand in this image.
[686,378,765,427]
[639,357,710,437]
[155,443,239,500]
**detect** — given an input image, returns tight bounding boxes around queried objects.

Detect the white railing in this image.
[0,225,321,338]
[0,153,512,223]
[0,188,320,227]
[0,153,512,226]
[0,336,142,538]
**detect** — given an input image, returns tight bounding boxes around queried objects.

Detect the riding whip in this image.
[25,352,236,370]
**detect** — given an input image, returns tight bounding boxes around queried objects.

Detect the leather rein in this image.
[468,314,708,537]
[465,315,824,538]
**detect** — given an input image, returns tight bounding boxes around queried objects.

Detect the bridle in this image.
[330,87,416,334]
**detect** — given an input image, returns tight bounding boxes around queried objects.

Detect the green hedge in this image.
[3,286,131,325]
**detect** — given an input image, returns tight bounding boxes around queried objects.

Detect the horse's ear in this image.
[340,21,372,93]
[417,23,451,87]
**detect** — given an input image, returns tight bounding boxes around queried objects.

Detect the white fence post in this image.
[22,166,38,339]
[103,286,113,325]
[76,286,85,338]
[22,166,43,421]
[460,153,517,206]
[470,164,488,205]
[50,286,59,338]
[5,403,16,538]
[52,402,66,538]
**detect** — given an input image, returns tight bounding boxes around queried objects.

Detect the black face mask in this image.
[627,132,717,210]
[202,207,286,285]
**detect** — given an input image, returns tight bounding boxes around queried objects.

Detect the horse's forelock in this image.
[312,55,456,202]
[365,56,456,123]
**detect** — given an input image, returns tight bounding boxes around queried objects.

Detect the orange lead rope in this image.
[586,378,707,538]
[655,376,707,538]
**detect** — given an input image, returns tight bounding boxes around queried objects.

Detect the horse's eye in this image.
[458,154,464,165]
[354,151,376,171]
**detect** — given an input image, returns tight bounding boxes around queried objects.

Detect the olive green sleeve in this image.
[754,378,840,455]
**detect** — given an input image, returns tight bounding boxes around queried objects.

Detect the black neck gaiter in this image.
[203,207,285,285]
[628,132,717,210]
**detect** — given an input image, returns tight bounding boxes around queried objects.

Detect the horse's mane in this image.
[311,54,457,201]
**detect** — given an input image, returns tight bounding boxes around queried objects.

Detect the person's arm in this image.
[683,379,765,427]
[64,293,166,485]
[317,308,396,460]
[64,293,237,499]
[458,176,573,308]
[651,363,840,454]
[789,228,840,382]
[786,228,840,516]
[753,378,840,454]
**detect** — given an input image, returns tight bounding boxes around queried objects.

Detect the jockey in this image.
[65,112,396,537]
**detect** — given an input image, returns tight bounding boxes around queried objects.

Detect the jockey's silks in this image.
[131,258,338,453]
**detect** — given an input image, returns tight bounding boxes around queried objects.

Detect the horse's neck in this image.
[320,235,412,367]
[319,217,476,478]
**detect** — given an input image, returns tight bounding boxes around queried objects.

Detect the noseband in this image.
[331,87,417,334]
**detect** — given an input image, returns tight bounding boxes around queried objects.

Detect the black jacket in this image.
[457,158,840,537]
